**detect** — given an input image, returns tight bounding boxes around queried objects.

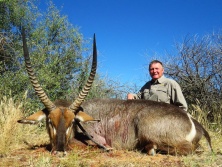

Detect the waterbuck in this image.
[18,29,213,156]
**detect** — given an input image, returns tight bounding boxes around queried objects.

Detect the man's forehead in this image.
[149,63,163,68]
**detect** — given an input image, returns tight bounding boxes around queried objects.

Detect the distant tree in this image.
[0,0,129,113]
[164,33,222,115]
[0,0,83,102]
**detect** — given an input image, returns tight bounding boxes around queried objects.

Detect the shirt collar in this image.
[151,75,165,84]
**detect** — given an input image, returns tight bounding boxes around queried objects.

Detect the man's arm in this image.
[127,82,150,100]
[170,80,188,111]
[127,93,140,99]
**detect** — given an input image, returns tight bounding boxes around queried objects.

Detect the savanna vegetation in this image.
[0,0,222,166]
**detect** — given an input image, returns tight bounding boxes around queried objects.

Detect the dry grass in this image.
[191,100,222,131]
[0,95,222,167]
[0,95,25,155]
[0,95,48,156]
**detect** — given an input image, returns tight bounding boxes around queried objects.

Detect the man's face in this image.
[149,63,164,80]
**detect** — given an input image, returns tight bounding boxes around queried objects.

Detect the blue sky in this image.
[46,0,222,88]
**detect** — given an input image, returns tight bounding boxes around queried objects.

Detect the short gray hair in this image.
[149,60,163,69]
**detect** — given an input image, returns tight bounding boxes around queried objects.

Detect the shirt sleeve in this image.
[133,82,151,99]
[170,80,188,111]
[131,89,142,99]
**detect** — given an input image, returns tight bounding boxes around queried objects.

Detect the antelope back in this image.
[80,99,213,155]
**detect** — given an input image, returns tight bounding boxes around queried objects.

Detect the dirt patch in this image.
[0,140,220,167]
[0,144,187,167]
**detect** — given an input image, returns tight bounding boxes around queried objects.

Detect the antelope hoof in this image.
[148,148,156,156]
[51,151,67,157]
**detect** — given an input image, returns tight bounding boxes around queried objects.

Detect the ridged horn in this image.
[21,28,56,112]
[69,34,97,113]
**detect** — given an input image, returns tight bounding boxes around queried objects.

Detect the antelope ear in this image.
[17,110,46,124]
[75,111,100,122]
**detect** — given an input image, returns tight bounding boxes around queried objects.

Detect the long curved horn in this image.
[21,28,56,112]
[69,34,97,113]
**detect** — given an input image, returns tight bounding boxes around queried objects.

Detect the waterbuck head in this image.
[20,28,98,154]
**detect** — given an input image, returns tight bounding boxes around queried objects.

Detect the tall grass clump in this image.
[190,99,222,133]
[0,95,23,155]
[0,93,48,156]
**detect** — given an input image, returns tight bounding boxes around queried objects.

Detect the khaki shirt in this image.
[132,76,188,111]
